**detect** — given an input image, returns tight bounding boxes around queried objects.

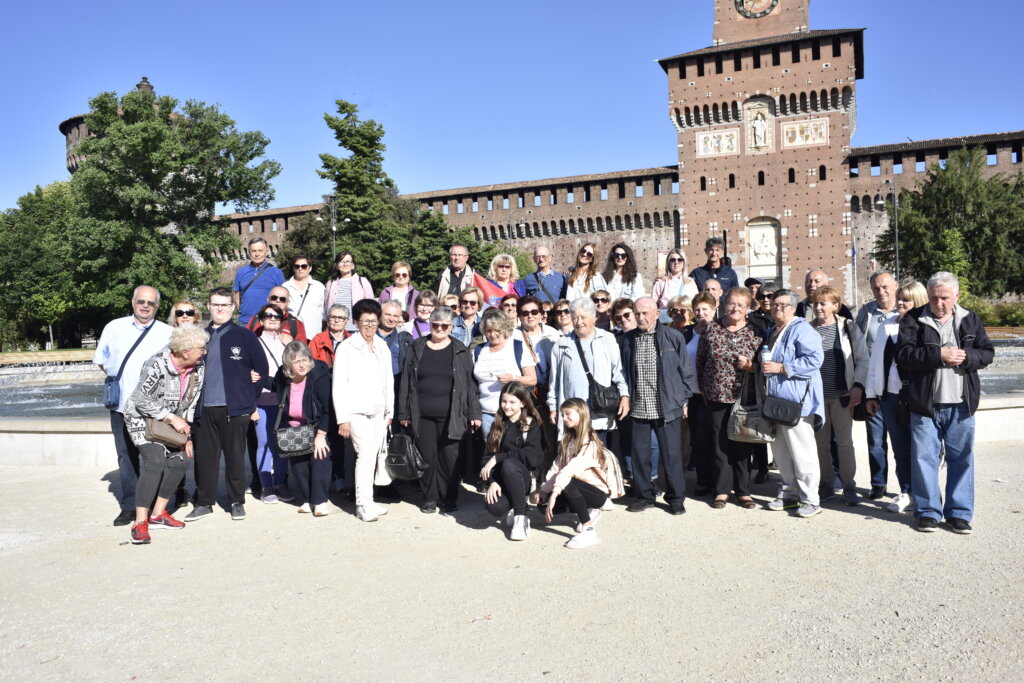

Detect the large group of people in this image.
[94,235,995,548]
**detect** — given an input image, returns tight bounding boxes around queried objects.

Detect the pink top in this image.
[168,352,194,402]
[287,379,307,427]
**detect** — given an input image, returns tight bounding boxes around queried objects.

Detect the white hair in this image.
[927,271,960,294]
[569,297,596,317]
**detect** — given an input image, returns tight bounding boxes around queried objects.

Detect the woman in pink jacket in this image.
[651,248,699,309]
[323,251,375,333]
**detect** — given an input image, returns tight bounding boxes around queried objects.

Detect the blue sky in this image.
[2,0,1021,212]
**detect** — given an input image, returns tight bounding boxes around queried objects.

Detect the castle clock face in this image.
[737,0,779,18]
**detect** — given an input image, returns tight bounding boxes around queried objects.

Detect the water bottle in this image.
[760,345,772,365]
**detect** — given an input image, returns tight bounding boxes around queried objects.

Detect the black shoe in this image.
[917,516,939,533]
[946,517,973,535]
[375,484,401,502]
[819,488,838,503]
[440,501,458,515]
[474,481,488,494]
[231,503,246,520]
[627,499,654,513]
[420,501,438,514]
[869,485,887,500]
[185,505,213,521]
[113,510,134,527]
[754,471,769,484]
[669,501,687,516]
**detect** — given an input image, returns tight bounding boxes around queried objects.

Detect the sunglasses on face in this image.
[460,300,479,307]
[430,322,451,330]
[496,264,511,269]
[578,250,593,258]
[668,257,684,263]
[670,308,687,315]
[269,295,288,303]
[592,297,610,304]
[394,272,409,279]
[174,309,196,318]
[520,309,541,317]
[502,303,518,309]
[613,252,628,260]
[613,311,633,321]
[555,309,570,315]
[262,313,283,320]
[294,263,310,270]
[135,299,157,307]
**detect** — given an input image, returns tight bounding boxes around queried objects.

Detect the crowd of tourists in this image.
[93,236,994,548]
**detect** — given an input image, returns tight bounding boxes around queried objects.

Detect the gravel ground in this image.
[1,441,1022,681]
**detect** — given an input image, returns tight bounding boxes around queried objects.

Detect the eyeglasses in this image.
[592,297,610,304]
[613,311,633,322]
[338,259,354,265]
[358,318,379,326]
[460,300,479,307]
[430,322,451,330]
[291,357,311,365]
[328,315,348,322]
[578,249,593,257]
[269,295,288,303]
[520,309,541,317]
[613,252,628,260]
[134,299,157,307]
[501,303,518,309]
[209,303,233,309]
[394,272,409,279]
[450,252,468,259]
[770,303,793,310]
[174,309,196,318]
[496,264,512,269]
[669,308,687,315]
[294,263,310,270]
[555,309,570,315]
[262,313,283,320]
[668,257,684,263]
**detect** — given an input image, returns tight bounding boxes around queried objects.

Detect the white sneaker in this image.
[261,491,279,505]
[505,509,515,526]
[356,505,379,522]
[565,526,601,549]
[510,514,530,541]
[886,492,912,513]
[370,503,389,518]
[600,498,614,511]
[576,508,602,533]
[297,502,312,514]
[313,504,330,517]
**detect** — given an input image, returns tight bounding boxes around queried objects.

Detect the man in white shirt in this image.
[93,285,173,526]
[283,254,325,336]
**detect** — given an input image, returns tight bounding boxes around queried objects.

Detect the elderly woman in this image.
[474,309,537,439]
[601,242,645,301]
[547,298,630,441]
[591,289,613,331]
[865,281,928,514]
[810,285,869,506]
[324,251,374,333]
[696,287,765,509]
[378,261,420,314]
[310,304,350,368]
[500,294,520,321]
[565,243,606,301]
[252,304,293,504]
[685,292,717,494]
[408,290,439,340]
[273,341,333,515]
[652,249,699,309]
[487,253,520,297]
[333,299,394,523]
[452,286,484,345]
[123,325,208,544]
[667,295,693,331]
[167,299,201,327]
[763,289,825,518]
[550,299,573,334]
[398,306,482,513]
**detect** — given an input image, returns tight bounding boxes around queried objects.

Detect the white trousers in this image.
[350,412,387,507]
[770,417,820,505]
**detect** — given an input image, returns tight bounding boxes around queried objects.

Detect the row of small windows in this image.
[676,36,843,78]
[675,87,853,129]
[438,178,680,215]
[475,211,679,241]
[698,166,827,191]
[851,194,895,213]
[850,144,1023,177]
[237,219,285,234]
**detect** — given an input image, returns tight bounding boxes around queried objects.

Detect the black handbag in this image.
[384,428,428,480]
[762,380,811,428]
[574,337,620,418]
[728,370,776,443]
[273,390,316,458]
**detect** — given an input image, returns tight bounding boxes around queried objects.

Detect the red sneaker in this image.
[130,522,151,545]
[148,511,185,530]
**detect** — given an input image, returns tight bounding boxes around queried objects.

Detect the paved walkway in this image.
[1,441,1022,680]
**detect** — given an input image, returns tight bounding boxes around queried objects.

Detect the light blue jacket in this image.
[765,317,825,430]
[547,329,628,433]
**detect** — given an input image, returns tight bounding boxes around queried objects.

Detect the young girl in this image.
[480,382,545,541]
[533,398,615,549]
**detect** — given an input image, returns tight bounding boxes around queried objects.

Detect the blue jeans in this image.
[110,411,140,510]
[865,406,890,488]
[878,394,911,493]
[910,403,975,522]
[253,405,287,487]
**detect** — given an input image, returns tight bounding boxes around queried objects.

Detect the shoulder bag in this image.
[143,370,197,450]
[574,336,620,419]
[273,386,316,458]
[384,425,428,480]
[762,380,810,427]
[728,369,776,443]
[103,323,155,409]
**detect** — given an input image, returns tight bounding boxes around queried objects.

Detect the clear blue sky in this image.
[2,0,1021,212]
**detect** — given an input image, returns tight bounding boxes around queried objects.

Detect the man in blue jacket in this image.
[620,297,697,515]
[896,272,994,535]
[186,287,269,522]
[690,237,738,292]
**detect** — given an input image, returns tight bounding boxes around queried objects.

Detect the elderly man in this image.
[620,297,697,514]
[233,237,285,326]
[690,237,738,291]
[897,272,993,534]
[517,245,566,303]
[246,285,308,344]
[855,271,900,499]
[432,243,476,297]
[795,269,852,320]
[94,286,173,525]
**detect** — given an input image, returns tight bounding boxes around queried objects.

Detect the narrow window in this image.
[533,194,541,207]
[791,44,801,63]
[584,186,592,201]
[700,176,707,191]
[567,190,575,203]
[733,53,742,71]
[502,195,509,210]
[487,198,494,210]
[772,46,780,66]
[1012,144,1022,164]
[442,205,449,215]
[851,196,860,212]
[811,40,821,61]
[653,180,662,196]
[471,199,478,212]
[600,186,608,201]
[728,173,736,189]
[753,50,761,69]
[715,54,723,74]
[671,180,679,194]
[819,165,827,181]
[849,163,859,178]
[697,60,705,77]
[635,182,644,198]
[517,194,524,209]
[549,190,557,205]
[788,168,796,183]
[987,145,998,166]
[870,156,881,176]
[916,154,926,172]
[893,155,903,175]
[758,171,766,186]
[679,61,686,79]
[617,182,626,199]
[832,37,842,57]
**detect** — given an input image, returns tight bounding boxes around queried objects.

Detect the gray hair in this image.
[168,324,210,354]
[281,341,314,379]
[247,237,269,249]
[569,297,596,317]
[927,271,960,294]
[380,300,403,315]
[869,270,895,285]
[771,288,800,308]
[430,306,456,324]
[481,309,515,337]
[133,285,161,306]
[328,304,350,319]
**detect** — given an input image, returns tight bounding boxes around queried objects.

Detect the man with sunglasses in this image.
[518,245,566,303]
[94,286,173,526]
[283,255,325,336]
[245,286,308,344]
[232,237,285,326]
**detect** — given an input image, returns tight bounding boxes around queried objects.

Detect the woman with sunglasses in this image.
[452,287,484,345]
[550,299,573,335]
[500,294,520,321]
[408,290,439,340]
[601,242,645,301]
[324,251,374,334]
[652,249,699,309]
[487,254,521,297]
[591,290,613,331]
[167,299,202,328]
[251,304,293,504]
[284,255,326,336]
[398,306,482,513]
[667,296,693,331]
[565,243,606,302]
[378,261,420,315]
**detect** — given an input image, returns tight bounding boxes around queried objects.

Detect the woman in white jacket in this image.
[333,299,394,522]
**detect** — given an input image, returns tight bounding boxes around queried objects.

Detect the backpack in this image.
[601,445,626,499]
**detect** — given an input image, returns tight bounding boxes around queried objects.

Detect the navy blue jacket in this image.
[690,262,739,292]
[198,322,268,419]
[619,323,697,423]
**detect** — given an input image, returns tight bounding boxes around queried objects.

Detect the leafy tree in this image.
[404,207,498,291]
[68,85,280,328]
[874,147,1024,295]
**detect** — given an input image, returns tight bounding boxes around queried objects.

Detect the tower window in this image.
[728,174,736,189]
[700,176,707,191]
[753,50,761,69]
[757,171,766,186]
[772,46,780,66]
[791,44,801,63]
[819,165,827,180]
[788,168,796,183]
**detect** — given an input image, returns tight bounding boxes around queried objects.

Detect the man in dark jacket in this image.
[620,297,698,514]
[896,272,993,535]
[689,237,738,292]
[186,287,269,522]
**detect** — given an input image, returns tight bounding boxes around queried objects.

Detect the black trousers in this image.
[194,407,250,507]
[135,442,189,510]
[688,395,715,489]
[561,478,608,525]
[289,453,333,506]
[608,417,634,480]
[485,457,533,517]
[416,417,462,505]
[631,416,685,503]
[707,400,753,496]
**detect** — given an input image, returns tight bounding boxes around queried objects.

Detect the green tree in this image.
[404,207,498,291]
[874,147,1024,295]
[68,85,280,328]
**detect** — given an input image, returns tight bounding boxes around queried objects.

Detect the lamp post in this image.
[877,180,900,281]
